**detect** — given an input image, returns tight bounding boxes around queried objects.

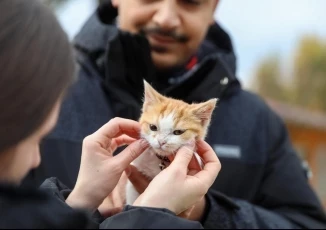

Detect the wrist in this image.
[66,189,97,213]
[200,195,211,222]
[133,197,177,214]
[188,196,207,221]
[125,205,177,216]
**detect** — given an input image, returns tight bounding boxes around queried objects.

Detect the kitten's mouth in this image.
[153,147,177,157]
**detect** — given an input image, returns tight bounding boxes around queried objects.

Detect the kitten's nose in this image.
[159,140,167,147]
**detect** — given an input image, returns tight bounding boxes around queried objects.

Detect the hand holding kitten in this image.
[66,118,149,212]
[133,140,221,215]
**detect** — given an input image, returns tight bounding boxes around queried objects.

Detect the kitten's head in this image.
[139,80,217,156]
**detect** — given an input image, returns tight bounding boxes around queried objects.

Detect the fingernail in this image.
[140,139,149,148]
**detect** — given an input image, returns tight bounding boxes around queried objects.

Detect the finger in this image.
[112,173,128,206]
[100,207,123,218]
[168,147,202,172]
[168,154,200,176]
[114,135,137,146]
[109,135,138,152]
[178,206,195,219]
[188,153,202,171]
[188,169,198,176]
[93,118,141,145]
[170,145,195,173]
[193,140,221,187]
[85,118,141,151]
[196,140,219,164]
[114,139,149,168]
[126,165,150,194]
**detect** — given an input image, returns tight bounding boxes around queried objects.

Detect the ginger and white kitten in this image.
[125,80,217,205]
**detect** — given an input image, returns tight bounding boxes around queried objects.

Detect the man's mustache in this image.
[139,27,189,43]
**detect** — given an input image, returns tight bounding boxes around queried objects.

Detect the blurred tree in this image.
[251,35,326,112]
[252,53,289,101]
[291,35,326,111]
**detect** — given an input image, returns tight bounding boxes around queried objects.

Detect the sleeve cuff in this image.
[201,190,240,228]
[123,205,177,216]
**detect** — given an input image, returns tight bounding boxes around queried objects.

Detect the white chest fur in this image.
[125,148,168,205]
[132,148,165,178]
[125,147,203,205]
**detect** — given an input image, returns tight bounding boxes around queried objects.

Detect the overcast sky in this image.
[55,0,326,88]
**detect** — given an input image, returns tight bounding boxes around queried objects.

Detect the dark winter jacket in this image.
[0,178,202,228]
[22,4,326,229]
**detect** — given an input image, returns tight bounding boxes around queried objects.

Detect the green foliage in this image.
[252,53,288,101]
[291,35,326,111]
[252,35,326,112]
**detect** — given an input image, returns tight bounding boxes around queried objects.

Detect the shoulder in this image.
[219,88,283,125]
[210,89,288,158]
[228,89,275,114]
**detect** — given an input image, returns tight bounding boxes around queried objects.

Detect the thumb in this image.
[100,207,123,218]
[170,144,195,172]
[114,139,149,168]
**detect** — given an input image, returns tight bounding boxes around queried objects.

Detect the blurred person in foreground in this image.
[0,0,221,228]
[23,0,326,229]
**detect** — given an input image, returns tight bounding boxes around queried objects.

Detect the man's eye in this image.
[150,124,158,131]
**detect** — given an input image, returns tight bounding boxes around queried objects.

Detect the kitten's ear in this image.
[192,98,217,127]
[143,80,164,108]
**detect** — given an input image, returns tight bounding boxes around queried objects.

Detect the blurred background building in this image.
[43,0,326,207]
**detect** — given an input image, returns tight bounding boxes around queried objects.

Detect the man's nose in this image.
[152,1,181,30]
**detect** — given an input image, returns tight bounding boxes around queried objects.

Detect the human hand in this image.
[133,140,221,215]
[125,156,203,220]
[97,172,128,218]
[66,118,149,212]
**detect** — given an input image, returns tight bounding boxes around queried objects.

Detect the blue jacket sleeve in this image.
[100,206,203,229]
[40,178,203,229]
[201,104,326,229]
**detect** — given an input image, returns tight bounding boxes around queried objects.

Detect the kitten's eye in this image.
[173,130,185,135]
[149,124,158,131]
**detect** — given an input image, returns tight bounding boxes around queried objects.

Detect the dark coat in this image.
[0,178,202,229]
[22,5,326,229]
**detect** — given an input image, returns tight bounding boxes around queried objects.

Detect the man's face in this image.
[112,0,218,70]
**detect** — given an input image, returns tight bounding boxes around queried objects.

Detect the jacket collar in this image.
[73,5,241,102]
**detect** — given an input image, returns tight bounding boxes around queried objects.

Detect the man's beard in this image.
[139,27,189,43]
[138,26,189,53]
